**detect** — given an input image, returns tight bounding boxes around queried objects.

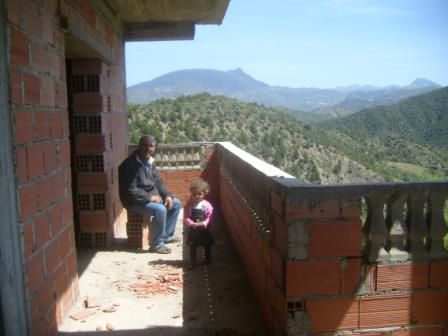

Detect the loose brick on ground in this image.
[69,308,97,321]
[83,296,101,308]
[128,271,183,297]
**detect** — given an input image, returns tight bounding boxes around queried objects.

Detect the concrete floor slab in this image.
[58,209,268,336]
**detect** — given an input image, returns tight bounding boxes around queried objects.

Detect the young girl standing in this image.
[184,178,214,269]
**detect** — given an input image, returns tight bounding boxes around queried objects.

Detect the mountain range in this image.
[317,87,448,180]
[320,86,448,150]
[127,69,442,118]
[127,86,448,183]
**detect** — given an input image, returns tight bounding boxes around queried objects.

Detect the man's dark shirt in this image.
[118,150,171,207]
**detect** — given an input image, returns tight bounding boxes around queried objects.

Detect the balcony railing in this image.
[129,143,203,170]
[281,182,448,262]
[215,141,448,335]
[218,142,295,240]
[215,143,448,261]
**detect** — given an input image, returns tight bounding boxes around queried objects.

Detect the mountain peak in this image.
[407,78,441,89]
[127,68,270,104]
[227,67,246,75]
[226,68,261,82]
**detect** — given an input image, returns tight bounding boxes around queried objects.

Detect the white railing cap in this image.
[218,142,295,179]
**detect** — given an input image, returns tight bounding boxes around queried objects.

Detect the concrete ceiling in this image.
[65,0,230,62]
[107,0,230,24]
[103,0,230,41]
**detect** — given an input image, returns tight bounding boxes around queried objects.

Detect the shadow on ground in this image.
[58,207,267,336]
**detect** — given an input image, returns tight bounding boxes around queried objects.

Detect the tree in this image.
[333,160,342,175]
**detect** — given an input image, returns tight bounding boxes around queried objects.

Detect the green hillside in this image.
[318,87,448,180]
[127,93,448,184]
[320,87,448,149]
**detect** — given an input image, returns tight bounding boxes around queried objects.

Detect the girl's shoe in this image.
[149,245,171,254]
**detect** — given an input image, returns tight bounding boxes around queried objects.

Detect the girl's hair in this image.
[190,178,210,193]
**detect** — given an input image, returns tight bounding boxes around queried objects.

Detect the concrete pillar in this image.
[0,0,29,333]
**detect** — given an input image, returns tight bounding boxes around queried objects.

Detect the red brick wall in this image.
[160,169,202,204]
[70,58,127,247]
[284,197,448,335]
[6,0,127,334]
[220,177,448,335]
[219,176,286,336]
[160,144,220,205]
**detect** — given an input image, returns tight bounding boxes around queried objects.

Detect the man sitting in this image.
[118,135,181,254]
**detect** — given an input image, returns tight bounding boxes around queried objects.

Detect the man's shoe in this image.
[149,246,171,254]
[165,237,181,244]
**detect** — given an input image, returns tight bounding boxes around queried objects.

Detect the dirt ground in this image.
[58,209,269,336]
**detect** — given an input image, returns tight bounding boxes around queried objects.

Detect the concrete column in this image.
[0,0,29,333]
[408,193,429,261]
[365,193,389,262]
[387,193,410,262]
[428,191,448,259]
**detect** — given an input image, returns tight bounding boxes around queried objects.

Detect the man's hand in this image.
[165,196,174,209]
[150,195,162,203]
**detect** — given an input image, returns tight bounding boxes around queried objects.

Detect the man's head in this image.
[137,135,156,160]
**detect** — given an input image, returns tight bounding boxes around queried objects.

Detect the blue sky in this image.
[125,0,448,89]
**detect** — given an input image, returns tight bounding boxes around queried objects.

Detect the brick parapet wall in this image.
[6,0,127,334]
[216,142,448,336]
[224,182,448,335]
[160,169,202,204]
[159,144,219,205]
[220,176,287,336]
[216,143,295,335]
[280,184,448,335]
